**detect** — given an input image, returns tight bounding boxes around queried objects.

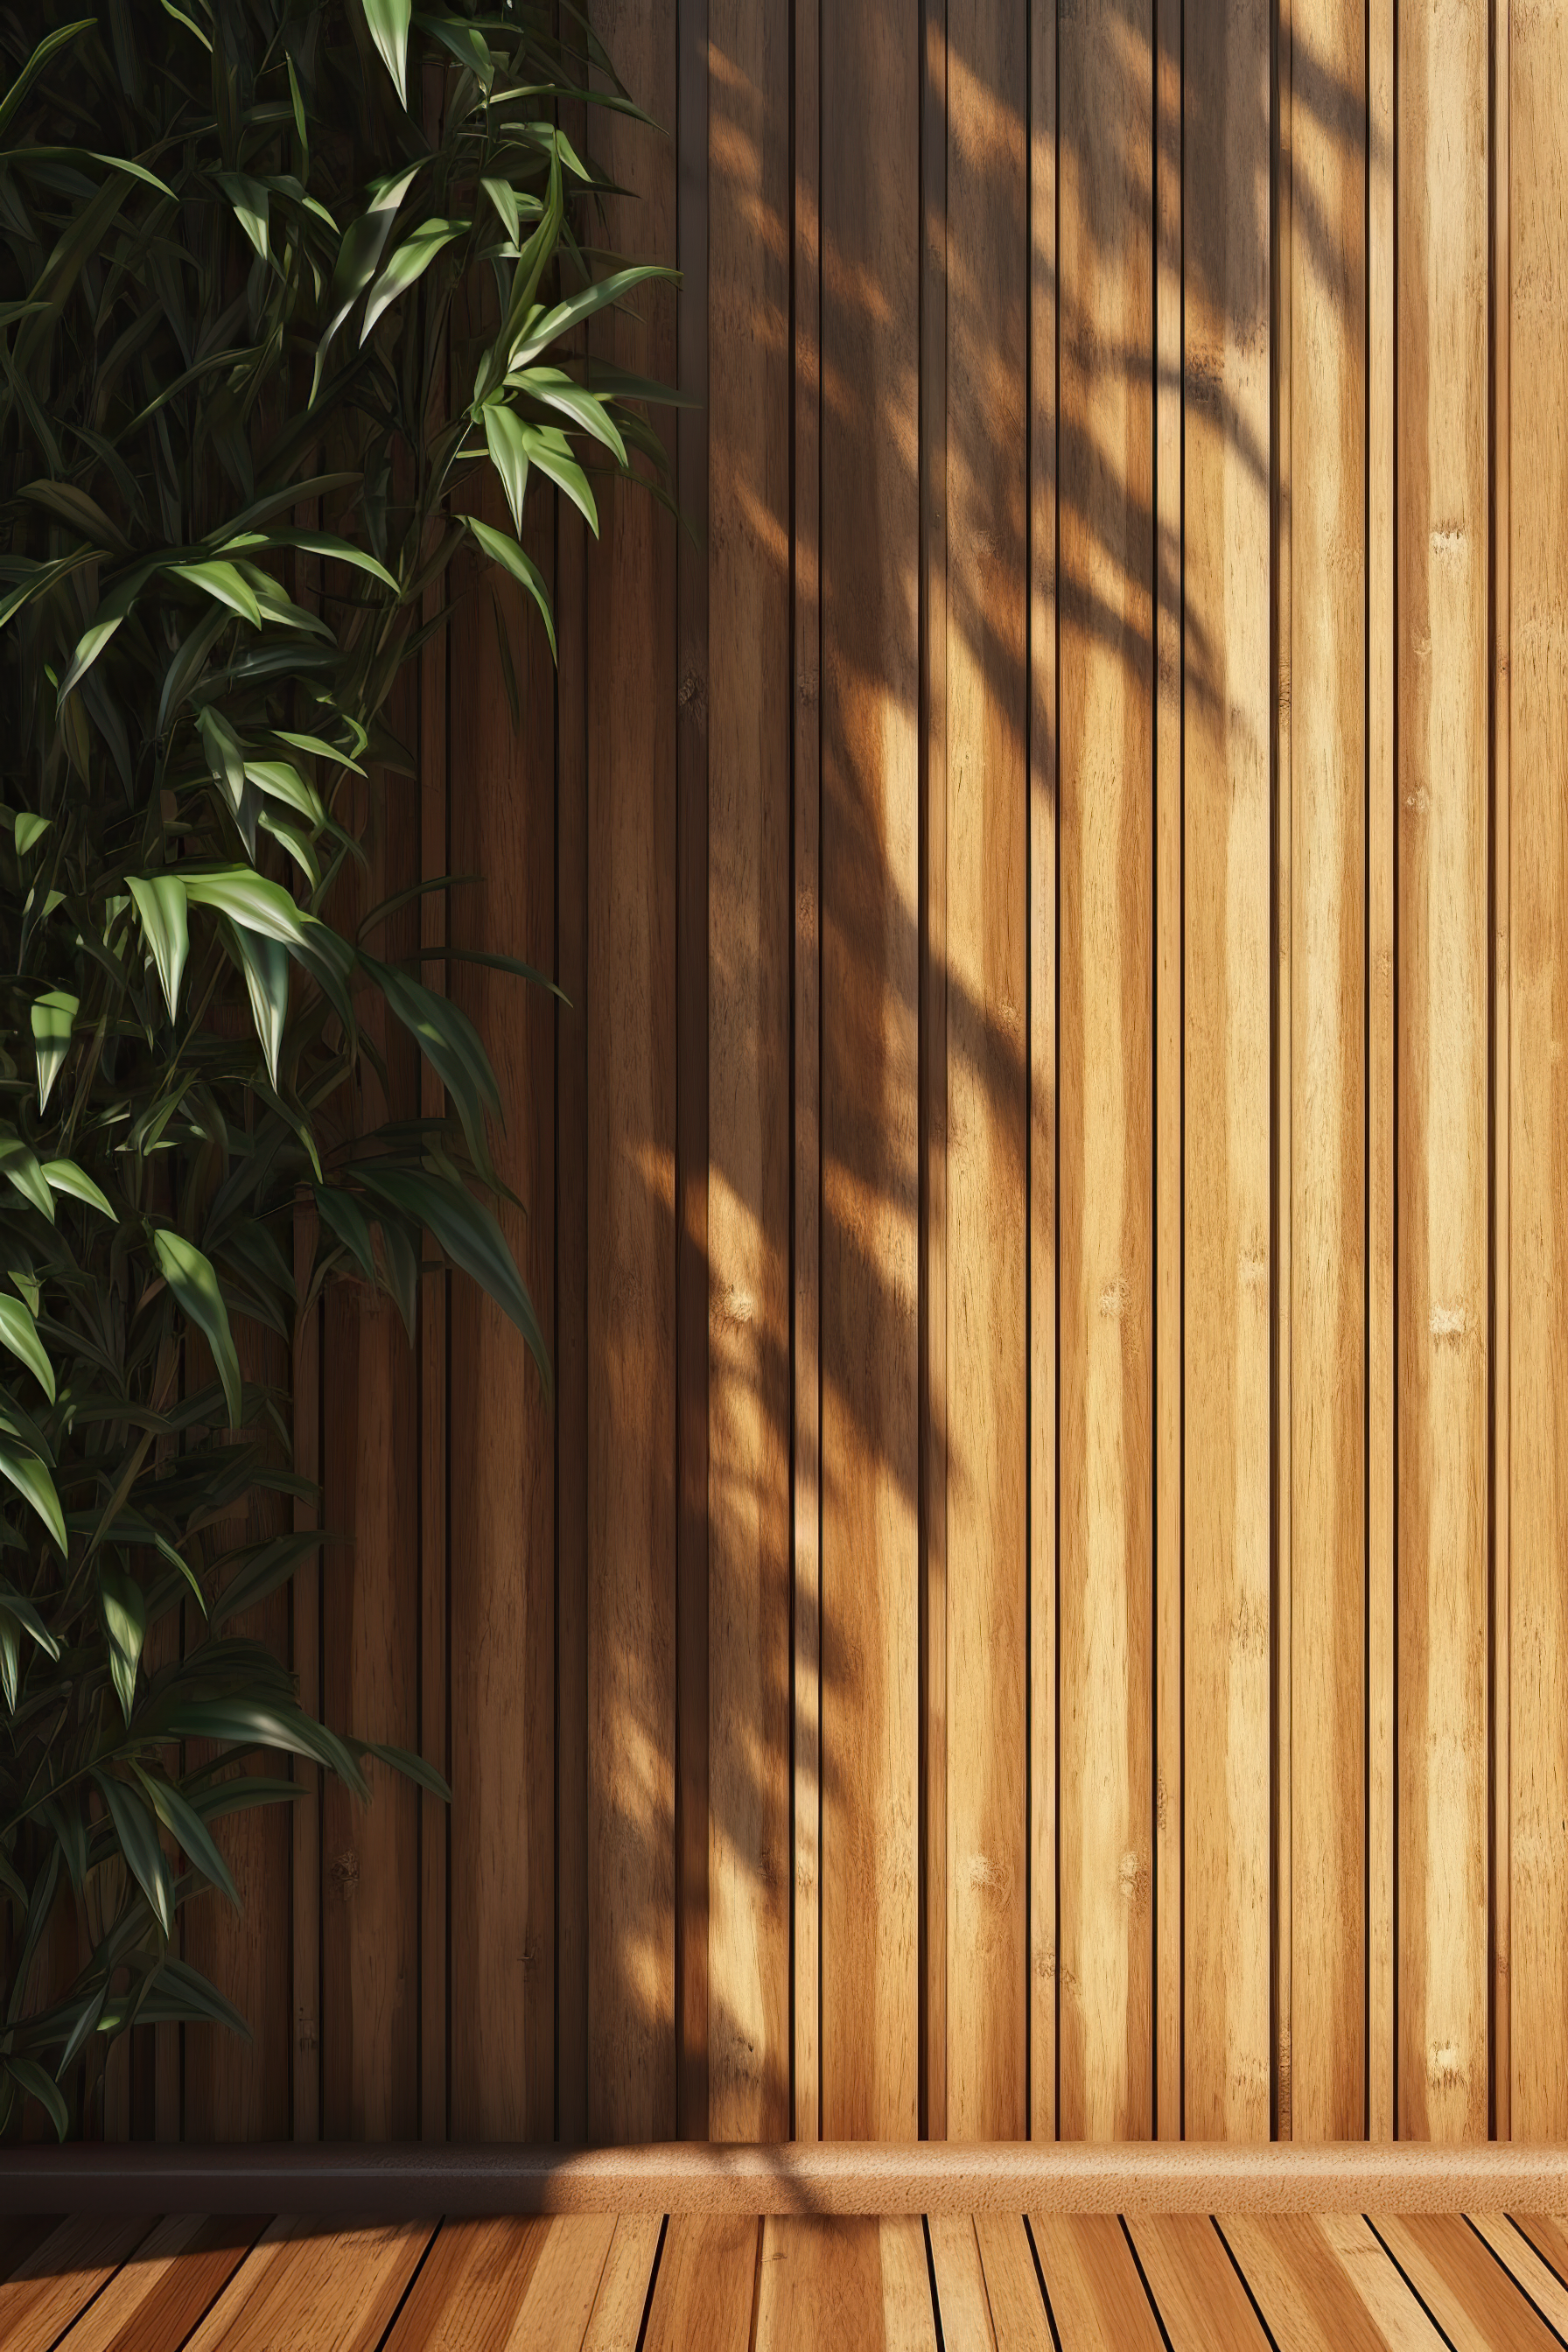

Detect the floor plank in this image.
[1509,2216,1568,2293]
[1318,2216,1452,2350]
[383,2216,617,2350]
[642,2215,759,2352]
[928,2216,997,2348]
[1029,2215,1164,2349]
[0,2214,155,2352]
[755,2216,938,2352]
[580,2216,665,2352]
[179,2216,435,2352]
[972,2216,1053,2350]
[1373,2216,1561,2351]
[1220,2215,1441,2350]
[1467,2217,1568,2339]
[53,2215,265,2352]
[0,2216,62,2287]
[1123,2216,1270,2349]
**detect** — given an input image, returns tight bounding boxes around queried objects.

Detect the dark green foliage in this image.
[0,0,671,2134]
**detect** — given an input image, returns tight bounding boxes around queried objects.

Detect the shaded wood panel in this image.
[1181,0,1275,2143]
[1055,0,1157,2147]
[818,0,923,2144]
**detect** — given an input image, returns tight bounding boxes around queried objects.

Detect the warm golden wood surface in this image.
[13,2204,1568,2350]
[81,0,1552,2155]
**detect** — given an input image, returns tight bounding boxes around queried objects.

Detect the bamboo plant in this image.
[0,0,671,2136]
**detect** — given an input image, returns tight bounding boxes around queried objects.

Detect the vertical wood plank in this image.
[418,290,450,2148]
[1489,0,1512,2147]
[920,0,949,2152]
[792,0,824,2149]
[1273,0,1294,2146]
[585,0,680,2144]
[1181,0,1274,2140]
[1396,0,1491,2145]
[556,493,589,2147]
[1056,0,1156,2141]
[1288,0,1368,2143]
[1153,0,1184,2150]
[943,0,1030,2147]
[1366,0,1397,2145]
[1030,0,1060,2150]
[706,0,792,2144]
[447,476,556,2139]
[819,0,922,2142]
[676,0,712,2150]
[1507,0,1568,2144]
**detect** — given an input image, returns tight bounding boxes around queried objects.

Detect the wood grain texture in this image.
[1055,0,1156,2143]
[1316,2216,1449,2351]
[1286,0,1367,2146]
[1028,0,1060,2149]
[818,0,921,2142]
[1372,2216,1560,2352]
[1469,2216,1568,2336]
[755,2218,937,2352]
[942,0,1029,2148]
[790,0,823,2151]
[1512,2216,1568,2296]
[1180,0,1275,2142]
[641,2216,759,2352]
[1366,0,1397,2149]
[180,2217,434,2352]
[973,2215,1054,2350]
[1490,0,1512,2146]
[0,2216,153,2352]
[448,469,556,2142]
[584,0,680,2146]
[1029,2215,1165,2349]
[293,1224,323,2144]
[1219,2216,1428,2351]
[382,2216,615,2350]
[51,2216,263,2352]
[927,2215,996,2348]
[1506,0,1568,2145]
[580,2216,663,2352]
[705,0,792,2146]
[1152,0,1183,2151]
[1396,0,1491,2146]
[1123,2217,1270,2349]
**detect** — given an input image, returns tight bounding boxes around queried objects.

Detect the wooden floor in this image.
[4,2205,1568,2348]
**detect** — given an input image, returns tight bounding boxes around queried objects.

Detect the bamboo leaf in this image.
[358,1164,550,1394]
[183,868,311,949]
[98,1564,146,1723]
[0,1138,52,1219]
[480,400,531,535]
[133,1768,238,1906]
[128,874,190,1019]
[150,1228,242,1429]
[363,218,467,341]
[92,1768,172,1936]
[4,2057,66,2141]
[170,561,263,626]
[41,1159,116,1218]
[359,0,413,107]
[509,262,679,370]
[228,921,289,1087]
[0,1442,66,1552]
[29,990,78,1111]
[0,1296,54,1403]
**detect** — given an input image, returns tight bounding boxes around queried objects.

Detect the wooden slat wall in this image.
[131,0,1568,2147]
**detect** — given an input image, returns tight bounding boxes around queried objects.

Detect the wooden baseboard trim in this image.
[4,2141,1567,2217]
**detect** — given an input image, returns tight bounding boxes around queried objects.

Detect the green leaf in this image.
[40,1158,113,1218]
[213,171,270,262]
[0,1138,53,1220]
[359,1166,550,1395]
[183,869,311,948]
[363,218,467,341]
[0,1444,66,1552]
[218,530,398,594]
[0,19,94,144]
[57,557,162,700]
[209,1533,323,1628]
[360,1740,451,1802]
[0,1617,19,1714]
[161,1699,369,1800]
[315,1185,378,1285]
[316,161,422,379]
[29,989,77,1111]
[481,401,531,535]
[466,517,556,658]
[133,1768,238,1907]
[514,422,598,534]
[99,1564,146,1723]
[508,365,627,466]
[242,760,325,827]
[128,875,189,1020]
[0,1295,54,1403]
[195,704,248,817]
[228,921,289,1087]
[150,1228,242,1429]
[170,561,263,626]
[92,1768,172,1937]
[360,0,412,107]
[273,728,367,775]
[481,175,520,244]
[0,1578,60,1661]
[5,2057,66,2142]
[366,956,500,1170]
[13,813,50,855]
[509,263,680,371]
